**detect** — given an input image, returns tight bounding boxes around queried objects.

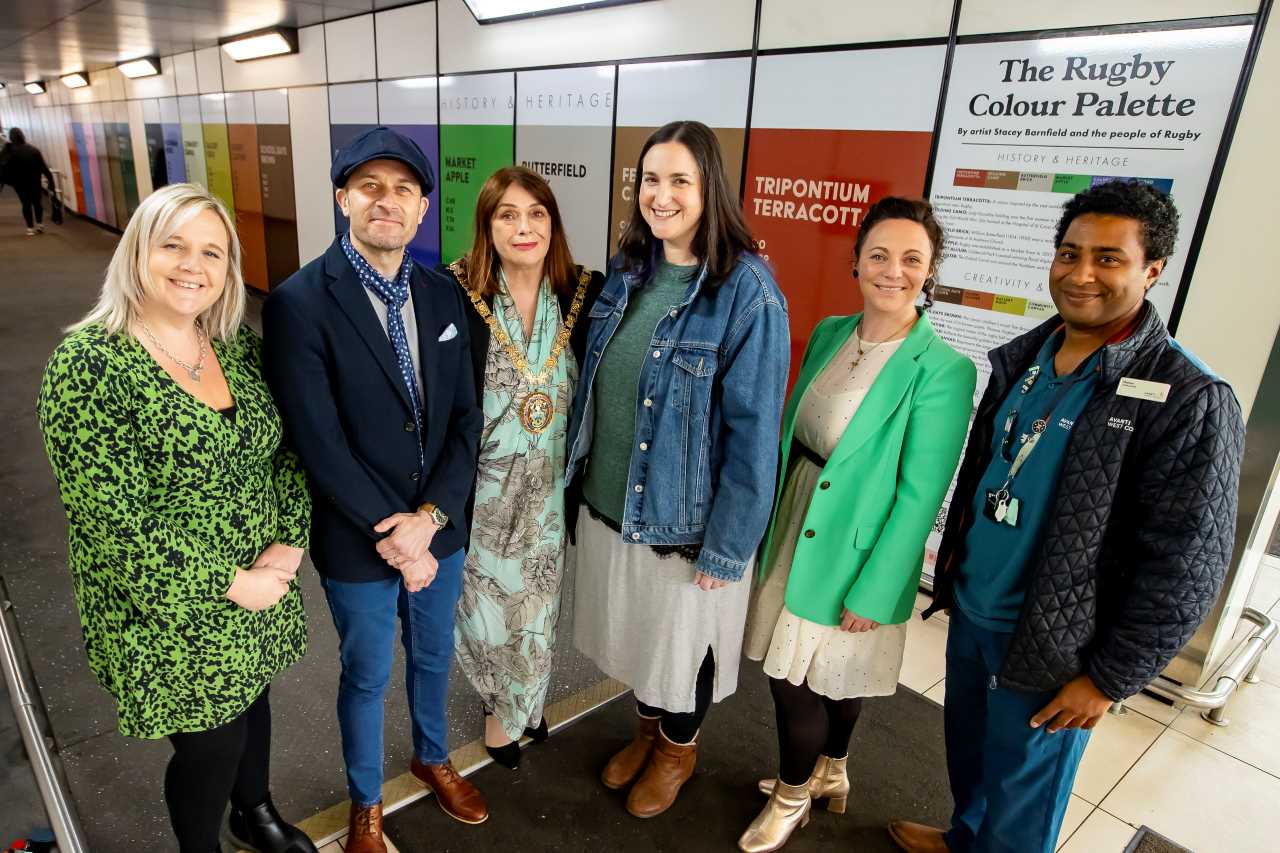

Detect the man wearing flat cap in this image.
[263,126,486,850]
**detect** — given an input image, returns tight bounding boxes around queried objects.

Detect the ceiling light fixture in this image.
[118,56,161,78]
[25,81,46,95]
[61,72,89,89]
[220,27,298,62]
[462,0,654,25]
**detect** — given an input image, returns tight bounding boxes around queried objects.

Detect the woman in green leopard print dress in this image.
[37,184,316,853]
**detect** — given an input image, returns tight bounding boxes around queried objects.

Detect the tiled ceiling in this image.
[0,0,414,85]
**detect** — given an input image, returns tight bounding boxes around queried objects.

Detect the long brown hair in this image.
[461,166,577,298]
[617,120,755,286]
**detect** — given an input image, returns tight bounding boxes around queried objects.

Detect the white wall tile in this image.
[376,2,437,80]
[124,61,176,100]
[328,82,379,125]
[289,86,336,266]
[325,14,377,83]
[760,0,953,48]
[173,52,199,95]
[195,47,224,94]
[379,77,439,125]
[220,25,328,92]
[959,0,1254,36]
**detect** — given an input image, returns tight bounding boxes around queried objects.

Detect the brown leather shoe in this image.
[410,757,489,825]
[887,820,949,853]
[345,802,386,853]
[625,729,697,818]
[602,714,661,790]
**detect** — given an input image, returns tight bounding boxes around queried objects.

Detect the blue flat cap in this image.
[331,126,435,194]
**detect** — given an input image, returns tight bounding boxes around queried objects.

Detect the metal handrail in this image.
[1144,606,1277,726]
[0,576,89,853]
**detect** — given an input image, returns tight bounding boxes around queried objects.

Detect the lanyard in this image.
[996,359,1098,493]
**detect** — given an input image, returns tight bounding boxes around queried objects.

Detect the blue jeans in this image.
[321,548,465,807]
[943,608,1091,853]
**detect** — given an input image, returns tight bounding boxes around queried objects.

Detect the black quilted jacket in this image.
[925,302,1244,700]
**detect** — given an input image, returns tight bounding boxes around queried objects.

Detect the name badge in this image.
[1117,377,1171,403]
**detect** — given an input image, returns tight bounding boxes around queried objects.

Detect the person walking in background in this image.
[567,120,790,819]
[37,183,317,853]
[889,180,1245,853]
[739,197,975,852]
[2,128,55,235]
[442,166,605,770]
[262,127,485,852]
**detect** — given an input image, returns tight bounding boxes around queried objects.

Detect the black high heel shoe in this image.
[482,706,521,770]
[228,795,319,853]
[524,716,549,743]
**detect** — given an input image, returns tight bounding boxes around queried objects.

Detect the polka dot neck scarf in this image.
[340,231,423,469]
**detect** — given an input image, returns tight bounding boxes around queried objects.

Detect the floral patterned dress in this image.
[454,276,576,741]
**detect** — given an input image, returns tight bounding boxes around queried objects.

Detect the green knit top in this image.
[37,324,310,739]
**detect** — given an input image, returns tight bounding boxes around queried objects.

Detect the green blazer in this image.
[759,312,976,627]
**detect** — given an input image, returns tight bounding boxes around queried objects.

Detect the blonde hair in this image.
[69,183,246,341]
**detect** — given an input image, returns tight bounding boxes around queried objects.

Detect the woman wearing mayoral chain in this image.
[443,166,604,769]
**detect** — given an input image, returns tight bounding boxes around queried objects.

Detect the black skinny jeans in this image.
[636,648,715,744]
[770,676,863,786]
[165,688,272,853]
[15,185,43,227]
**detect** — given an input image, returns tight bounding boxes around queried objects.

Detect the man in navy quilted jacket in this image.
[890,179,1244,853]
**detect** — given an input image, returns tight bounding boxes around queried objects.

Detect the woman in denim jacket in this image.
[566,120,789,819]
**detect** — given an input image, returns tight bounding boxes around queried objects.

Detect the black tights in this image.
[636,648,714,744]
[165,688,272,853]
[770,677,863,786]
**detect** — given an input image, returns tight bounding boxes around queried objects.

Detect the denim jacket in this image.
[566,252,790,582]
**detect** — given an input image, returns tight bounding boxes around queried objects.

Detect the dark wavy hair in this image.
[1054,179,1179,262]
[617,120,755,286]
[853,196,945,310]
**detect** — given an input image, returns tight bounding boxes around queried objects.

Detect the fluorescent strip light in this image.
[220,28,298,62]
[118,57,160,79]
[62,72,89,89]
[25,81,46,95]
[463,0,654,24]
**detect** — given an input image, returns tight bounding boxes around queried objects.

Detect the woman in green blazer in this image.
[737,198,976,852]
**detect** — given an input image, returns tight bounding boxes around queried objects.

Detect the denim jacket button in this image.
[631,532,641,540]
[634,484,643,493]
[803,529,815,538]
[652,350,661,359]
[643,398,653,407]
[669,309,678,318]
[639,442,649,451]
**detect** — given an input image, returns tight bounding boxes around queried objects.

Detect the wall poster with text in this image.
[379,77,442,267]
[179,96,209,189]
[142,99,169,190]
[159,97,187,183]
[201,94,236,215]
[745,45,946,384]
[226,92,269,292]
[439,72,515,262]
[255,90,300,289]
[611,58,751,257]
[516,65,616,271]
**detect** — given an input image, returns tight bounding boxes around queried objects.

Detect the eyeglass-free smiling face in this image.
[337,158,429,253]
[490,183,551,274]
[639,142,704,262]
[1049,213,1163,334]
[145,208,228,323]
[853,218,933,317]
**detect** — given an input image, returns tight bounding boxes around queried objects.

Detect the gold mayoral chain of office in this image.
[450,259,589,435]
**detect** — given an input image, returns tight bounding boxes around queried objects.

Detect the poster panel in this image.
[515,65,616,271]
[611,58,752,256]
[201,95,236,215]
[70,115,95,218]
[439,73,515,263]
[113,103,140,216]
[379,77,442,267]
[65,121,87,214]
[329,82,380,236]
[255,90,300,289]
[103,109,128,226]
[159,97,186,183]
[179,96,208,189]
[226,92,268,292]
[90,106,117,228]
[929,25,1252,385]
[142,99,169,190]
[745,45,946,381]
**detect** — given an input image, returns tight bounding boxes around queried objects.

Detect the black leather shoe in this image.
[485,740,521,770]
[524,716,549,743]
[229,796,319,853]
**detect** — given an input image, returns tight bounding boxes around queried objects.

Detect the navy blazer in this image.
[262,236,482,582]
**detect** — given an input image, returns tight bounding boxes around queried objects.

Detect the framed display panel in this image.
[439,72,515,262]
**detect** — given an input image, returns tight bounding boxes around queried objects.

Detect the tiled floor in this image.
[901,561,1280,853]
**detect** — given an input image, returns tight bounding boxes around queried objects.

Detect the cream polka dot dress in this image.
[744,327,909,700]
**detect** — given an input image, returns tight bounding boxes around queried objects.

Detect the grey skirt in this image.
[572,511,752,713]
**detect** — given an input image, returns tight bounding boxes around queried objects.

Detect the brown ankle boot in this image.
[602,714,660,790]
[625,729,698,818]
[344,802,386,853]
[887,820,950,852]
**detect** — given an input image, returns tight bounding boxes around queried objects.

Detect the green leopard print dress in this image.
[37,323,310,739]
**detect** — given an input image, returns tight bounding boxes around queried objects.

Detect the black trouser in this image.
[770,677,863,786]
[165,688,272,853]
[16,185,43,227]
[636,648,715,744]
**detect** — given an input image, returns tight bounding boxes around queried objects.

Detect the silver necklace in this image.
[140,321,208,381]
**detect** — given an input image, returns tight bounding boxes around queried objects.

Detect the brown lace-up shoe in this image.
[887,820,950,852]
[344,802,386,853]
[410,757,490,824]
[602,714,661,789]
[625,729,698,818]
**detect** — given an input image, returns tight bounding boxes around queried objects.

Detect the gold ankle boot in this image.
[738,779,811,852]
[758,755,849,813]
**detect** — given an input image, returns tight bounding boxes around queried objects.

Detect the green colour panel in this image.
[439,124,513,262]
[1052,173,1091,194]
